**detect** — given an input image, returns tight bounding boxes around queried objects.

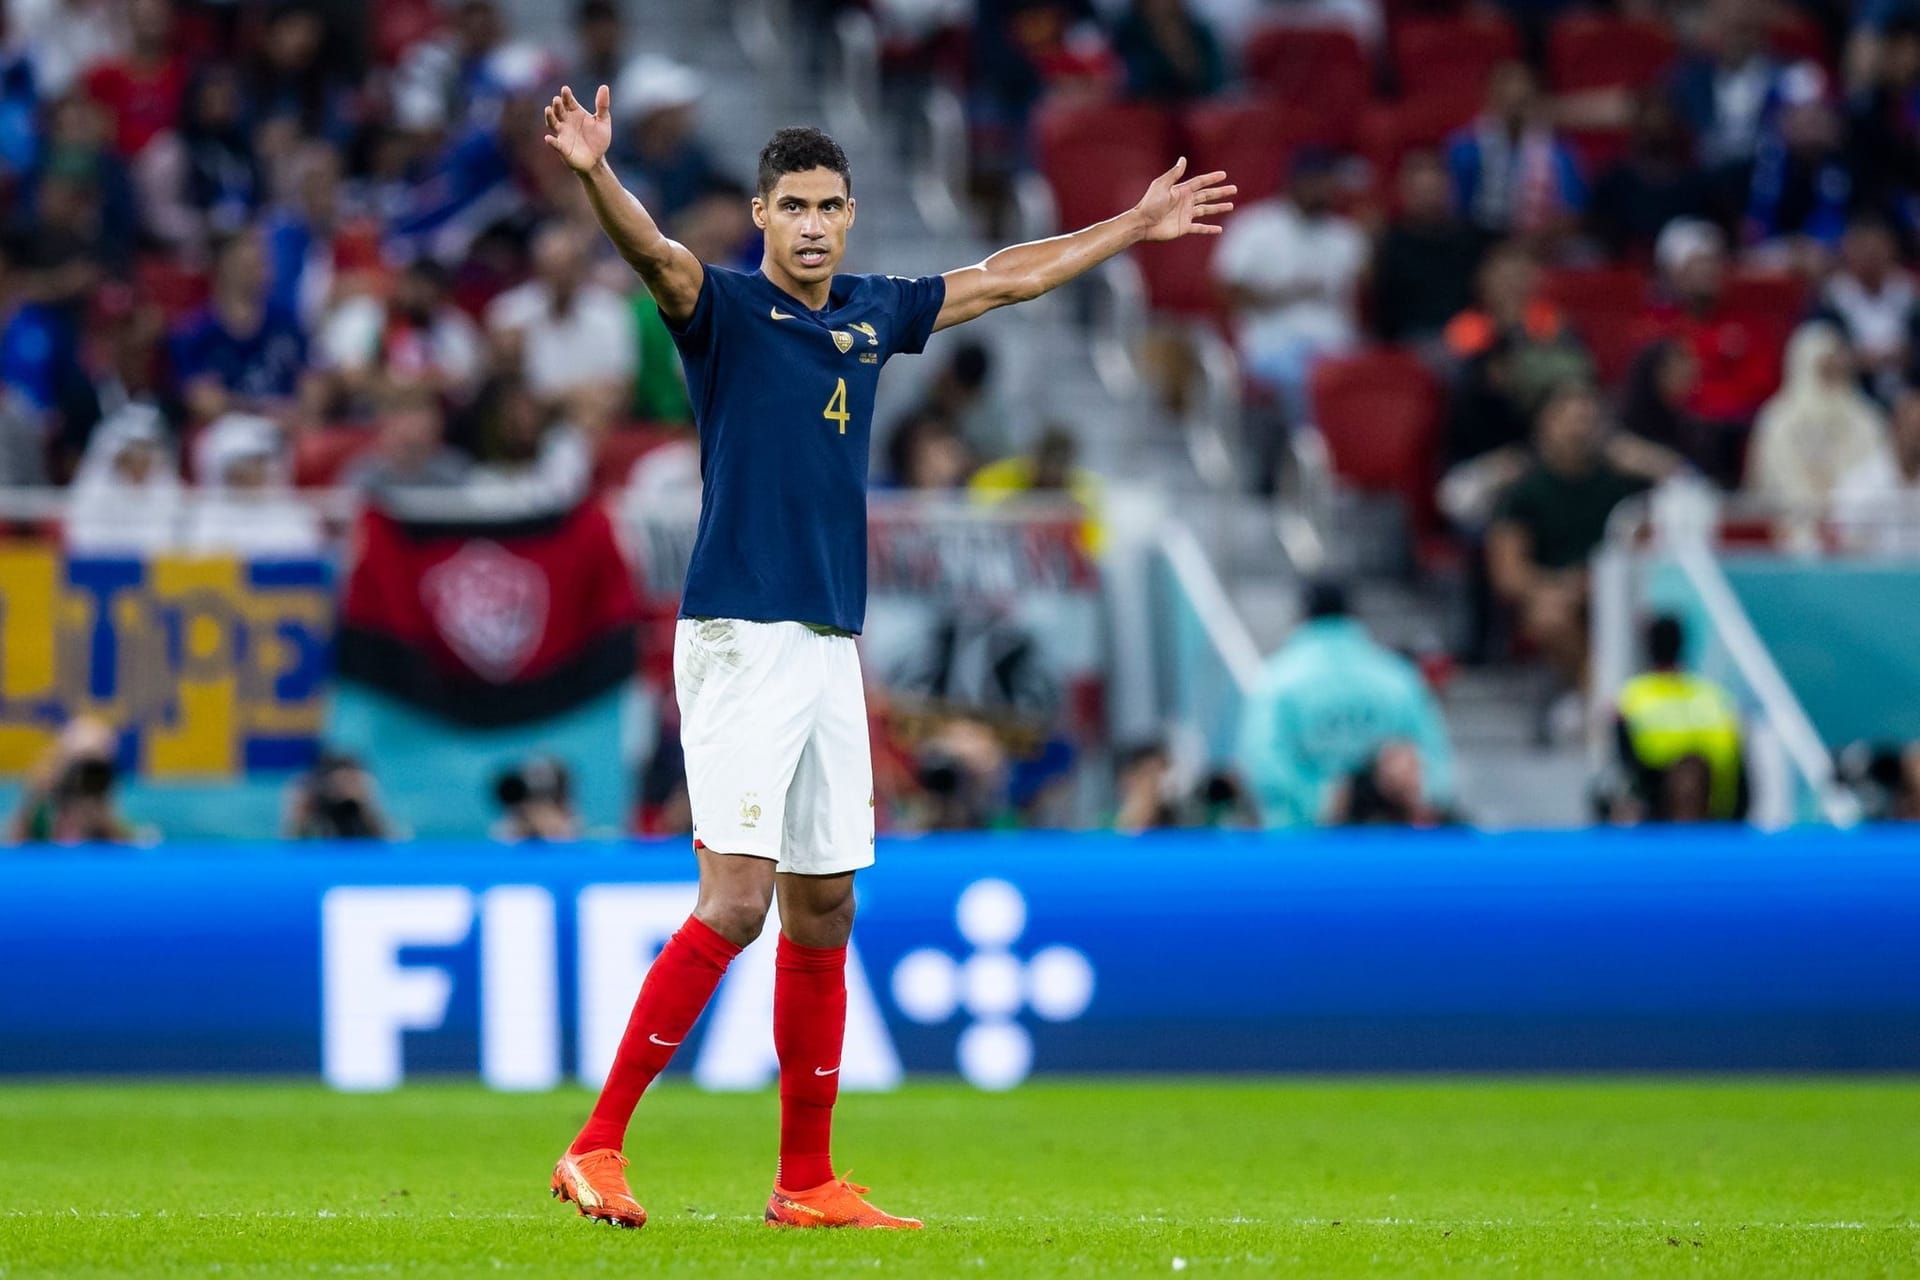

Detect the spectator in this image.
[456,371,591,514]
[1589,92,1713,262]
[52,287,176,477]
[1332,740,1462,828]
[968,0,1118,213]
[1611,614,1747,824]
[1742,63,1856,269]
[610,55,720,221]
[81,0,183,158]
[1745,322,1890,549]
[1621,339,1712,465]
[1112,0,1224,102]
[1835,383,1920,554]
[1816,214,1920,405]
[485,221,635,418]
[885,410,973,491]
[7,0,122,101]
[492,756,582,842]
[970,423,1104,550]
[1847,14,1920,236]
[176,65,262,236]
[1647,217,1783,484]
[4,716,139,845]
[569,0,625,95]
[185,412,323,556]
[1372,149,1485,349]
[36,93,139,275]
[64,403,181,553]
[1446,61,1587,244]
[1214,146,1368,425]
[319,258,485,411]
[1487,384,1665,694]
[1443,240,1591,438]
[1112,739,1180,832]
[260,139,363,331]
[284,748,390,840]
[169,229,310,423]
[249,2,354,146]
[912,340,1005,458]
[342,385,471,493]
[1234,580,1456,829]
[1669,0,1787,171]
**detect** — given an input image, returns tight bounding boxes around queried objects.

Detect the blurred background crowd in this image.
[2,0,1918,846]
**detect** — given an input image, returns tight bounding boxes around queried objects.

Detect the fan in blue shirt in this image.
[536,82,1236,1229]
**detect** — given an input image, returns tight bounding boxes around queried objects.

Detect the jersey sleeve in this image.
[662,265,722,356]
[880,274,946,358]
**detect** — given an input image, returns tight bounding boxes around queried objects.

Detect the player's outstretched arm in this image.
[933,157,1233,332]
[543,84,703,326]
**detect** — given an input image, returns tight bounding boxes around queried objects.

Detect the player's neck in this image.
[760,258,832,312]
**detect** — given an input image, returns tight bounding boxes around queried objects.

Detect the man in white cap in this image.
[1649,216,1781,483]
[611,55,718,219]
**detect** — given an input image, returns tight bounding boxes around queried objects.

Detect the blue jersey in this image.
[668,265,946,633]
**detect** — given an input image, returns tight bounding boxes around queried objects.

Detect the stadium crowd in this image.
[3,0,1919,841]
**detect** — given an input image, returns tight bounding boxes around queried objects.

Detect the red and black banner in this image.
[337,503,640,727]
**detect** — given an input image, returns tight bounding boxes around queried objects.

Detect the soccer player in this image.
[541,83,1233,1231]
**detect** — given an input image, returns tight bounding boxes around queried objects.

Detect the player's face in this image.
[754,168,854,288]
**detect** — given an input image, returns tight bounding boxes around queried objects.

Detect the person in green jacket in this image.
[1234,580,1457,828]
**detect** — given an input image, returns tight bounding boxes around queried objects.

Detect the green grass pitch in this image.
[2,1079,1917,1277]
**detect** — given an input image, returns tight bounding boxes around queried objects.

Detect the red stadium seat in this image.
[1563,124,1633,175]
[1547,13,1679,93]
[293,425,379,488]
[1392,12,1520,101]
[1541,266,1655,389]
[1722,271,1810,328]
[1241,25,1371,126]
[374,0,445,65]
[1034,100,1178,234]
[1308,349,1443,519]
[1353,92,1480,200]
[1769,11,1829,67]
[1180,100,1338,207]
[135,258,209,323]
[592,423,685,492]
[1133,232,1222,321]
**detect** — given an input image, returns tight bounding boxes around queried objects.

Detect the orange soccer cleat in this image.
[765,1174,924,1229]
[550,1148,647,1229]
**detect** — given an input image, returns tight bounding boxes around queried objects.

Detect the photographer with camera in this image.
[492,756,582,843]
[283,749,392,841]
[5,718,140,845]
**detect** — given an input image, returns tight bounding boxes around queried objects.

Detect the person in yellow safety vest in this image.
[1614,614,1748,822]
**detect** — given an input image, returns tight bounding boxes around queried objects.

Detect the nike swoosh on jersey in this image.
[813,1065,840,1076]
[648,1033,683,1047]
[770,306,795,320]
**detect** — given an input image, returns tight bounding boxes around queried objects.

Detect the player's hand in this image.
[1134,157,1236,242]
[544,84,613,174]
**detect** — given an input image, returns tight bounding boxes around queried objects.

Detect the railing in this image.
[1588,487,1920,827]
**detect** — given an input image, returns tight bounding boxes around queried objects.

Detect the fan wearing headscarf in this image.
[185,412,323,556]
[65,404,182,553]
[1745,323,1893,549]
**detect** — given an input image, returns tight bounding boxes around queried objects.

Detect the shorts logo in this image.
[740,794,763,828]
[831,330,854,354]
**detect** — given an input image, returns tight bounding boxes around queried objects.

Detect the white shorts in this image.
[674,617,876,876]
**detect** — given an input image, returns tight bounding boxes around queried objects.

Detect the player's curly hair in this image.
[757,127,851,197]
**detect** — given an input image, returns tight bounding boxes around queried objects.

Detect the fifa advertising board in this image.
[2,829,1918,1084]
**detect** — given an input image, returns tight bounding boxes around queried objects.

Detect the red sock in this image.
[570,915,740,1154]
[773,934,847,1191]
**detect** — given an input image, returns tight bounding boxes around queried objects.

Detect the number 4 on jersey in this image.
[823,377,850,435]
